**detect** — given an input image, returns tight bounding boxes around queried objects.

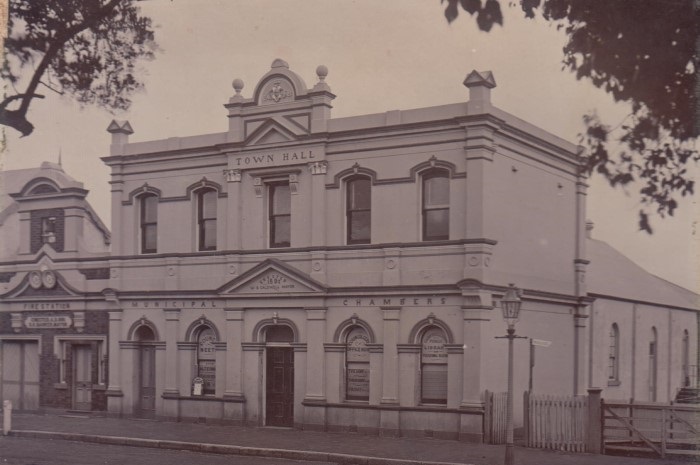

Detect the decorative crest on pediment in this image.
[218,258,326,295]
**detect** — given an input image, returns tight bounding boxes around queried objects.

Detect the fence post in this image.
[484,390,491,444]
[587,388,602,454]
[3,400,11,435]
[523,390,530,447]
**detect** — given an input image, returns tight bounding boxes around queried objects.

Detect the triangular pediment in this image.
[244,116,308,146]
[218,258,325,295]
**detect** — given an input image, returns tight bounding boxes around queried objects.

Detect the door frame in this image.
[71,344,93,411]
[137,343,156,418]
[0,336,42,411]
[264,343,295,427]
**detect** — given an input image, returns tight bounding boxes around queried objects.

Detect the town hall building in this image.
[0,59,696,441]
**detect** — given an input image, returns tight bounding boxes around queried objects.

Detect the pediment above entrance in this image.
[218,259,326,295]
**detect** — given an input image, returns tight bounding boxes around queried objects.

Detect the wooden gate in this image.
[524,392,588,452]
[484,390,508,444]
[602,401,700,458]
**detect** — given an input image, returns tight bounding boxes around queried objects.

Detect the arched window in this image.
[346,176,371,244]
[420,326,448,404]
[139,194,158,254]
[649,327,658,401]
[421,170,449,241]
[269,182,291,248]
[608,323,620,383]
[195,325,217,395]
[197,189,217,251]
[345,326,370,401]
[682,330,690,387]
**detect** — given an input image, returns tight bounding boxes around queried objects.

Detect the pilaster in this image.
[380,307,400,404]
[308,162,327,247]
[224,169,242,250]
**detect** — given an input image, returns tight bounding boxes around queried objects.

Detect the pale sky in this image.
[2,0,698,291]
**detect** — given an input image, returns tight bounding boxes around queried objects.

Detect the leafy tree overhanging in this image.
[443,0,698,233]
[2,0,155,138]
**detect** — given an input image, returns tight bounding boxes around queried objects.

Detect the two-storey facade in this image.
[98,59,597,439]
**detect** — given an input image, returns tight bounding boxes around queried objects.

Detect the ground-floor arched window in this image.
[420,326,448,404]
[345,326,370,401]
[196,325,217,395]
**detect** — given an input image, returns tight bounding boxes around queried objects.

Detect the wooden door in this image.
[266,347,294,427]
[1,341,39,411]
[72,345,92,410]
[138,345,156,418]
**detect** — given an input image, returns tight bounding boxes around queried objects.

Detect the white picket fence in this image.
[524,392,588,452]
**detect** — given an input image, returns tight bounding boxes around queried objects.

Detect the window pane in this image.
[421,364,447,403]
[201,190,217,219]
[271,216,290,247]
[348,178,371,210]
[202,219,217,249]
[143,224,157,252]
[271,184,291,215]
[424,209,449,240]
[142,195,158,223]
[424,175,449,206]
[348,211,371,243]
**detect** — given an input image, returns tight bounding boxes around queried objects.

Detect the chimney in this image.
[107,120,134,146]
[463,70,496,114]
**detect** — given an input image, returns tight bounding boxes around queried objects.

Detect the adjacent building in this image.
[0,60,696,441]
[0,162,111,412]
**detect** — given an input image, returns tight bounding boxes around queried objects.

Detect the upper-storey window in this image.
[197,189,217,251]
[422,170,450,241]
[346,176,371,244]
[140,194,158,254]
[269,182,291,248]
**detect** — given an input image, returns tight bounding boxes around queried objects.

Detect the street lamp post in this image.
[499,284,523,465]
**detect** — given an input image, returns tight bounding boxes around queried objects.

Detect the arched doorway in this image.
[134,325,156,418]
[264,325,295,427]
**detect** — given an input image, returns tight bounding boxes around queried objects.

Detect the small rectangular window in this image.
[42,217,57,244]
[198,189,217,251]
[140,195,158,253]
[422,171,450,241]
[346,177,371,244]
[269,182,291,248]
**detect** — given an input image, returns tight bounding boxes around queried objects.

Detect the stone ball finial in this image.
[232,78,244,94]
[271,58,289,69]
[316,65,328,81]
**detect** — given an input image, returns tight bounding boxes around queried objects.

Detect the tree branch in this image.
[16,0,124,117]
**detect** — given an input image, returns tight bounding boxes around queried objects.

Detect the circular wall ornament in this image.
[386,259,396,270]
[312,262,322,271]
[228,264,237,275]
[167,266,175,276]
[468,256,479,266]
[41,270,56,289]
[28,271,42,289]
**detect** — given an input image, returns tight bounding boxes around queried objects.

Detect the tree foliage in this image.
[443,0,698,232]
[2,0,156,137]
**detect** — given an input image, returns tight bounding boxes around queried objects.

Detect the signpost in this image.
[529,339,552,392]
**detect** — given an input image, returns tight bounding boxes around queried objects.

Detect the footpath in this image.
[4,413,690,465]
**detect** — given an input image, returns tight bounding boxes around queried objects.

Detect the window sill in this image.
[53,383,68,390]
[607,380,621,387]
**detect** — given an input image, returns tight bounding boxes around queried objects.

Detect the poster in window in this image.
[421,328,447,364]
[198,359,216,393]
[346,327,370,362]
[346,327,370,399]
[347,364,370,400]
